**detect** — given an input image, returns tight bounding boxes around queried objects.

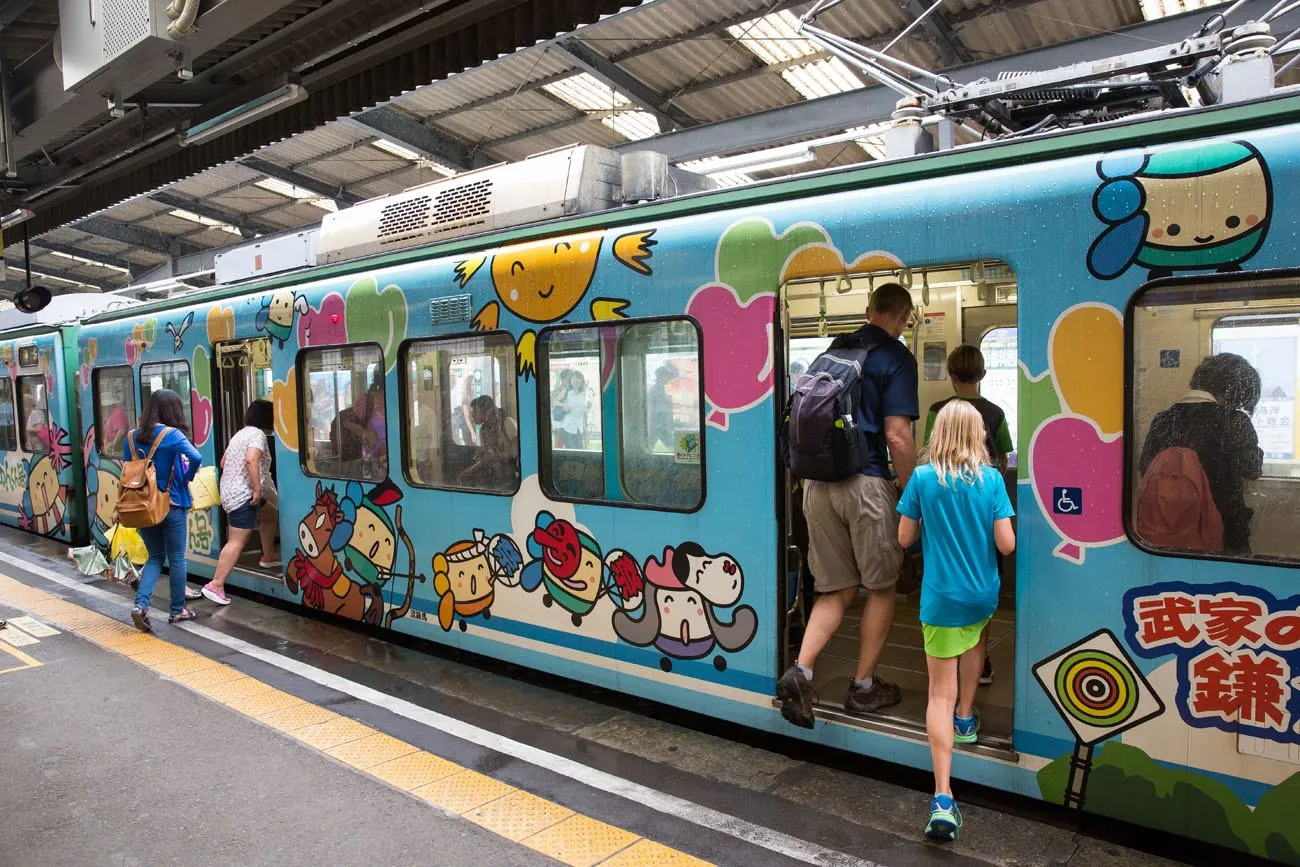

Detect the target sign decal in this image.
[1034,629,1164,746]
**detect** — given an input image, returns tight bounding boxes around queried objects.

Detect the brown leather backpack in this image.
[117,427,174,528]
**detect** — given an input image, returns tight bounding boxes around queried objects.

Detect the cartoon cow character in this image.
[256,289,309,348]
[1087,140,1272,281]
[431,529,523,632]
[608,543,757,673]
[22,453,68,536]
[520,511,625,626]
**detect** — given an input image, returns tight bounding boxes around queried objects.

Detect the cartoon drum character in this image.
[520,511,614,626]
[1087,140,1272,281]
[431,529,523,632]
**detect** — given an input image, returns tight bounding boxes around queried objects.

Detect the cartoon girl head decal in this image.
[1087,140,1272,281]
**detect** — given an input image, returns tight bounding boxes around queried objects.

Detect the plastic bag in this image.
[108,524,149,567]
[190,465,221,511]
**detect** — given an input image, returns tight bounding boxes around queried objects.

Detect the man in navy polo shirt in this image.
[778,283,919,728]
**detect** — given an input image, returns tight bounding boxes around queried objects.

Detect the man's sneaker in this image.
[925,794,961,841]
[130,605,152,633]
[954,709,981,744]
[845,677,902,714]
[979,658,994,686]
[776,665,817,729]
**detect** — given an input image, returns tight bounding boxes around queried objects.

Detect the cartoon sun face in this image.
[446,544,494,603]
[94,467,121,526]
[347,506,396,578]
[27,456,59,516]
[1142,157,1269,249]
[658,590,710,646]
[491,232,604,324]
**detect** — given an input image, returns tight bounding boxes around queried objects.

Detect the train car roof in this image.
[81,90,1300,328]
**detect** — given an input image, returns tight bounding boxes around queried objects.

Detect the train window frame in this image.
[1124,267,1300,567]
[536,315,707,514]
[296,341,390,483]
[138,360,194,434]
[0,376,17,452]
[17,374,50,454]
[396,331,521,497]
[92,365,138,456]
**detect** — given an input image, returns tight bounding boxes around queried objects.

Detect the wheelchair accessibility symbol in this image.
[1053,487,1083,515]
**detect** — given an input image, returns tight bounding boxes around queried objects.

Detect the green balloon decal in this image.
[142,317,157,346]
[345,276,408,373]
[716,218,830,303]
[192,345,212,399]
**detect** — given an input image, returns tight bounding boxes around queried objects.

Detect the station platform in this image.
[0,527,1190,867]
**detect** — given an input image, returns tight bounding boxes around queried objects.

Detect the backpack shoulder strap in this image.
[143,426,171,461]
[127,429,138,459]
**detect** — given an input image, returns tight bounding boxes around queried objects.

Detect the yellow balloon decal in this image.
[271,367,299,452]
[206,305,235,345]
[1050,303,1124,435]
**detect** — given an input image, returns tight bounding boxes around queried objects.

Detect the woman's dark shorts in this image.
[227,501,258,530]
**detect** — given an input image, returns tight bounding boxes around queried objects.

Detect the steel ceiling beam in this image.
[902,0,974,66]
[618,0,1300,162]
[552,36,696,131]
[240,156,362,206]
[149,190,279,238]
[29,241,135,274]
[75,217,200,256]
[342,107,497,170]
[0,1,36,30]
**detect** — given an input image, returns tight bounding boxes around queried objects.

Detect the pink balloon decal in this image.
[685,284,775,431]
[80,363,91,389]
[125,338,138,367]
[191,389,213,447]
[1030,416,1124,563]
[298,292,348,347]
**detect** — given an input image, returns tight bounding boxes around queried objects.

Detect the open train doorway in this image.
[780,262,1018,754]
[214,337,279,576]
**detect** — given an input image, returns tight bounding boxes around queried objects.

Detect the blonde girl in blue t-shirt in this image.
[897,399,1015,841]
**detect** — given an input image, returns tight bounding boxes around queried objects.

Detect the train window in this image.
[93,366,137,456]
[980,326,1018,461]
[18,375,49,453]
[0,378,16,452]
[539,317,704,511]
[400,332,519,494]
[139,361,193,434]
[300,343,387,482]
[1130,275,1300,563]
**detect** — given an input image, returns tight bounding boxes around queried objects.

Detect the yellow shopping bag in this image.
[190,465,220,510]
[108,524,149,567]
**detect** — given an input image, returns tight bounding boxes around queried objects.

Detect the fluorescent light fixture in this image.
[168,208,242,237]
[178,84,307,147]
[254,178,338,213]
[47,250,133,275]
[371,138,421,161]
[696,144,816,175]
[542,73,660,141]
[1,209,34,230]
[6,265,95,289]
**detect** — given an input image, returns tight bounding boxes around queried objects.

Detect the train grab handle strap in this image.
[116,427,175,529]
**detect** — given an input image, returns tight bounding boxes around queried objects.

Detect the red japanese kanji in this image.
[1199,595,1265,648]
[1265,613,1300,651]
[1190,649,1290,731]
[1135,593,1199,648]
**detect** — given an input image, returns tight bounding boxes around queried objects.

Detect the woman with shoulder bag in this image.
[124,389,203,631]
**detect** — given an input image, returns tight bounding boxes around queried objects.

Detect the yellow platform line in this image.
[0,574,711,867]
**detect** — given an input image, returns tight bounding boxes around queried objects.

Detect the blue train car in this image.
[73,94,1300,861]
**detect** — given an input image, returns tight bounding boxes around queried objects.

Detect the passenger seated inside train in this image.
[460,395,519,490]
[1137,352,1263,555]
[329,379,386,477]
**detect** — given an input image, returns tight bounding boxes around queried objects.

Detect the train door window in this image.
[1130,275,1300,562]
[93,366,137,456]
[539,318,704,511]
[139,361,193,433]
[18,375,49,453]
[400,333,519,494]
[0,378,16,452]
[300,343,387,482]
[980,327,1019,463]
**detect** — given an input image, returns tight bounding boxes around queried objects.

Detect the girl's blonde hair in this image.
[927,400,990,486]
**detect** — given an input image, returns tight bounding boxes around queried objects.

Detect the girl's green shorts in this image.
[922,617,991,659]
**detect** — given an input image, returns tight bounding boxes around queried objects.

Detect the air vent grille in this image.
[431,294,473,325]
[377,195,432,242]
[432,179,492,228]
[103,0,151,58]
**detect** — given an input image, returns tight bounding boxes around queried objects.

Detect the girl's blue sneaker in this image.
[925,794,961,841]
[954,709,980,744]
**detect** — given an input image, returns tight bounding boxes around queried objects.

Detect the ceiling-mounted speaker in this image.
[14,285,52,314]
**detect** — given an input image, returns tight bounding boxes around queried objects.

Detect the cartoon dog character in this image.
[458,229,655,378]
[21,453,68,537]
[520,511,625,626]
[1087,140,1272,281]
[431,529,523,632]
[608,543,757,673]
[256,289,309,348]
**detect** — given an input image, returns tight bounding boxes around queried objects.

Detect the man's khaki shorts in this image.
[803,474,902,593]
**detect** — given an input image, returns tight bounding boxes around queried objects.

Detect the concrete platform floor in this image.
[0,528,1215,867]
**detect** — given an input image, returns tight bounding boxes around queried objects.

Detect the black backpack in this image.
[781,328,884,482]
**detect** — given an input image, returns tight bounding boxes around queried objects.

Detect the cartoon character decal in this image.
[21,430,70,536]
[458,229,655,378]
[430,529,523,631]
[165,311,195,353]
[607,543,757,672]
[85,457,122,548]
[286,480,425,626]
[519,511,626,626]
[256,290,309,348]
[1087,140,1272,280]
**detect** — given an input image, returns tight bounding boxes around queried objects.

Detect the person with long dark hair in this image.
[125,389,203,631]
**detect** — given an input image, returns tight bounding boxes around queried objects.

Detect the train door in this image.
[214,338,277,574]
[780,262,1017,753]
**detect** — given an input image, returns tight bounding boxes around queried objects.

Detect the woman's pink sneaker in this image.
[200,583,231,606]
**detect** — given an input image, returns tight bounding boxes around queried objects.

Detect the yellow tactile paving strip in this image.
[0,574,712,867]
